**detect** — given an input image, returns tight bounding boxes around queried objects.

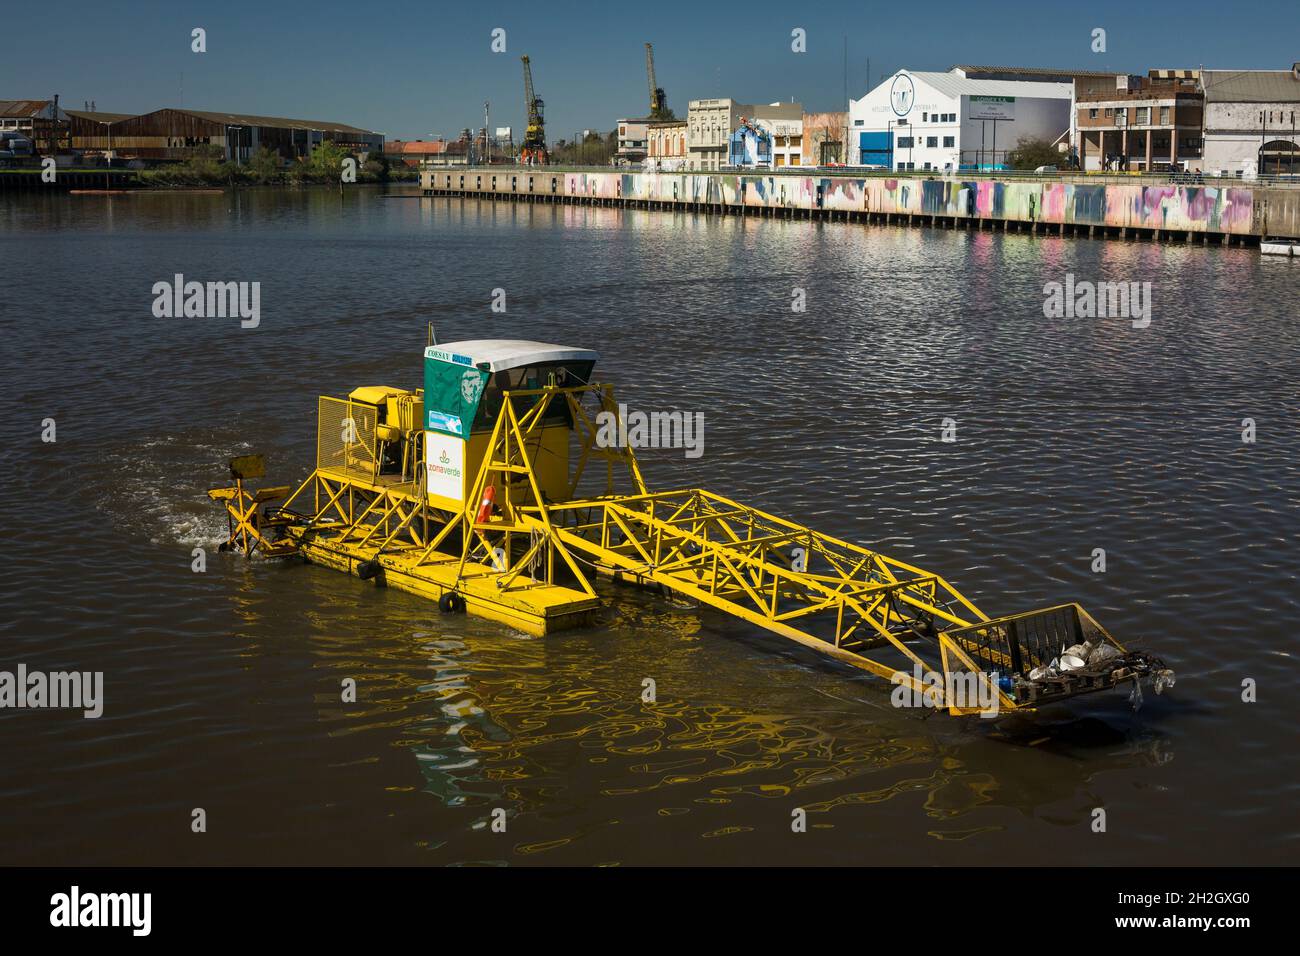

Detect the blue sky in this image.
[3,0,1298,141]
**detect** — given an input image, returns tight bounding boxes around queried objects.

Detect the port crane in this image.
[209,339,1174,718]
[520,55,548,165]
[645,43,673,120]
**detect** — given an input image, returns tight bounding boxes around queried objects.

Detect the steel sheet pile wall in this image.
[422,169,1276,237]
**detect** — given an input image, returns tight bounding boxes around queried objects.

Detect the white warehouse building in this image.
[848,69,1073,172]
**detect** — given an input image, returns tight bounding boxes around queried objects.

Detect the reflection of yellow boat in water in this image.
[210,338,1173,717]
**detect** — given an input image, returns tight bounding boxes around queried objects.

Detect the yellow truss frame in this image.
[213,379,1134,715]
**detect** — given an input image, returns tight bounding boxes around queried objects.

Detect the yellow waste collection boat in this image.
[210,339,1174,717]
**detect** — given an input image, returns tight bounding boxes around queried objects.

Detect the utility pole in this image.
[484,102,491,165]
[50,93,61,155]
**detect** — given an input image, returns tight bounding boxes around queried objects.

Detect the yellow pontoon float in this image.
[210,339,1173,717]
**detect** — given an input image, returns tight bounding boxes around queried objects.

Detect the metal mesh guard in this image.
[317,396,378,481]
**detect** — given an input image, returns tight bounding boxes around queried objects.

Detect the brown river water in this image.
[1,186,1296,865]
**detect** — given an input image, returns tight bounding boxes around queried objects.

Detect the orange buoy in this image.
[475,485,497,524]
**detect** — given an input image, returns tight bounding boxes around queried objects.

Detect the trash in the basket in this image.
[1088,643,1121,665]
[1059,653,1087,671]
[1028,663,1057,680]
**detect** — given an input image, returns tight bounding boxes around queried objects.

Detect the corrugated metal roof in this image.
[385,140,447,154]
[1202,70,1300,103]
[149,108,379,135]
[953,65,1124,79]
[909,71,1073,100]
[65,110,134,124]
[0,99,54,118]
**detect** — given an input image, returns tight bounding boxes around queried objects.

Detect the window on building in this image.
[897,136,914,147]
[1160,106,1170,125]
[943,136,955,147]
[922,112,928,122]
[926,136,937,147]
[1089,108,1098,119]
[1136,107,1150,125]
[1105,107,1113,117]
[854,118,864,126]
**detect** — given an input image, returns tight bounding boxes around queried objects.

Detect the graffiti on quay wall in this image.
[506,172,1257,234]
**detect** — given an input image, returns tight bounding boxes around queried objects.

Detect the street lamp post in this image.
[99,119,113,188]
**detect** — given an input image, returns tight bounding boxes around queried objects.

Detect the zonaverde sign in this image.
[426,431,466,502]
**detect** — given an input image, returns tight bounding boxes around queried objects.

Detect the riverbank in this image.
[0,164,418,192]
[421,166,1300,244]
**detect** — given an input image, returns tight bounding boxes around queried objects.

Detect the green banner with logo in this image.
[423,349,488,437]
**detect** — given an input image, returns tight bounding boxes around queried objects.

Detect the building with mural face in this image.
[1201,66,1300,176]
[1076,72,1204,172]
[746,102,803,167]
[802,111,848,166]
[728,121,771,167]
[848,70,1072,171]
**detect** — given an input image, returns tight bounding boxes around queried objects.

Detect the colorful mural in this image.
[445,171,1258,235]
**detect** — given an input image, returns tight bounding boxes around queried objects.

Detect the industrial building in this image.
[66,110,134,155]
[86,108,382,163]
[0,98,71,153]
[615,117,652,165]
[848,69,1073,170]
[384,139,451,167]
[1201,66,1300,176]
[1075,73,1204,172]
